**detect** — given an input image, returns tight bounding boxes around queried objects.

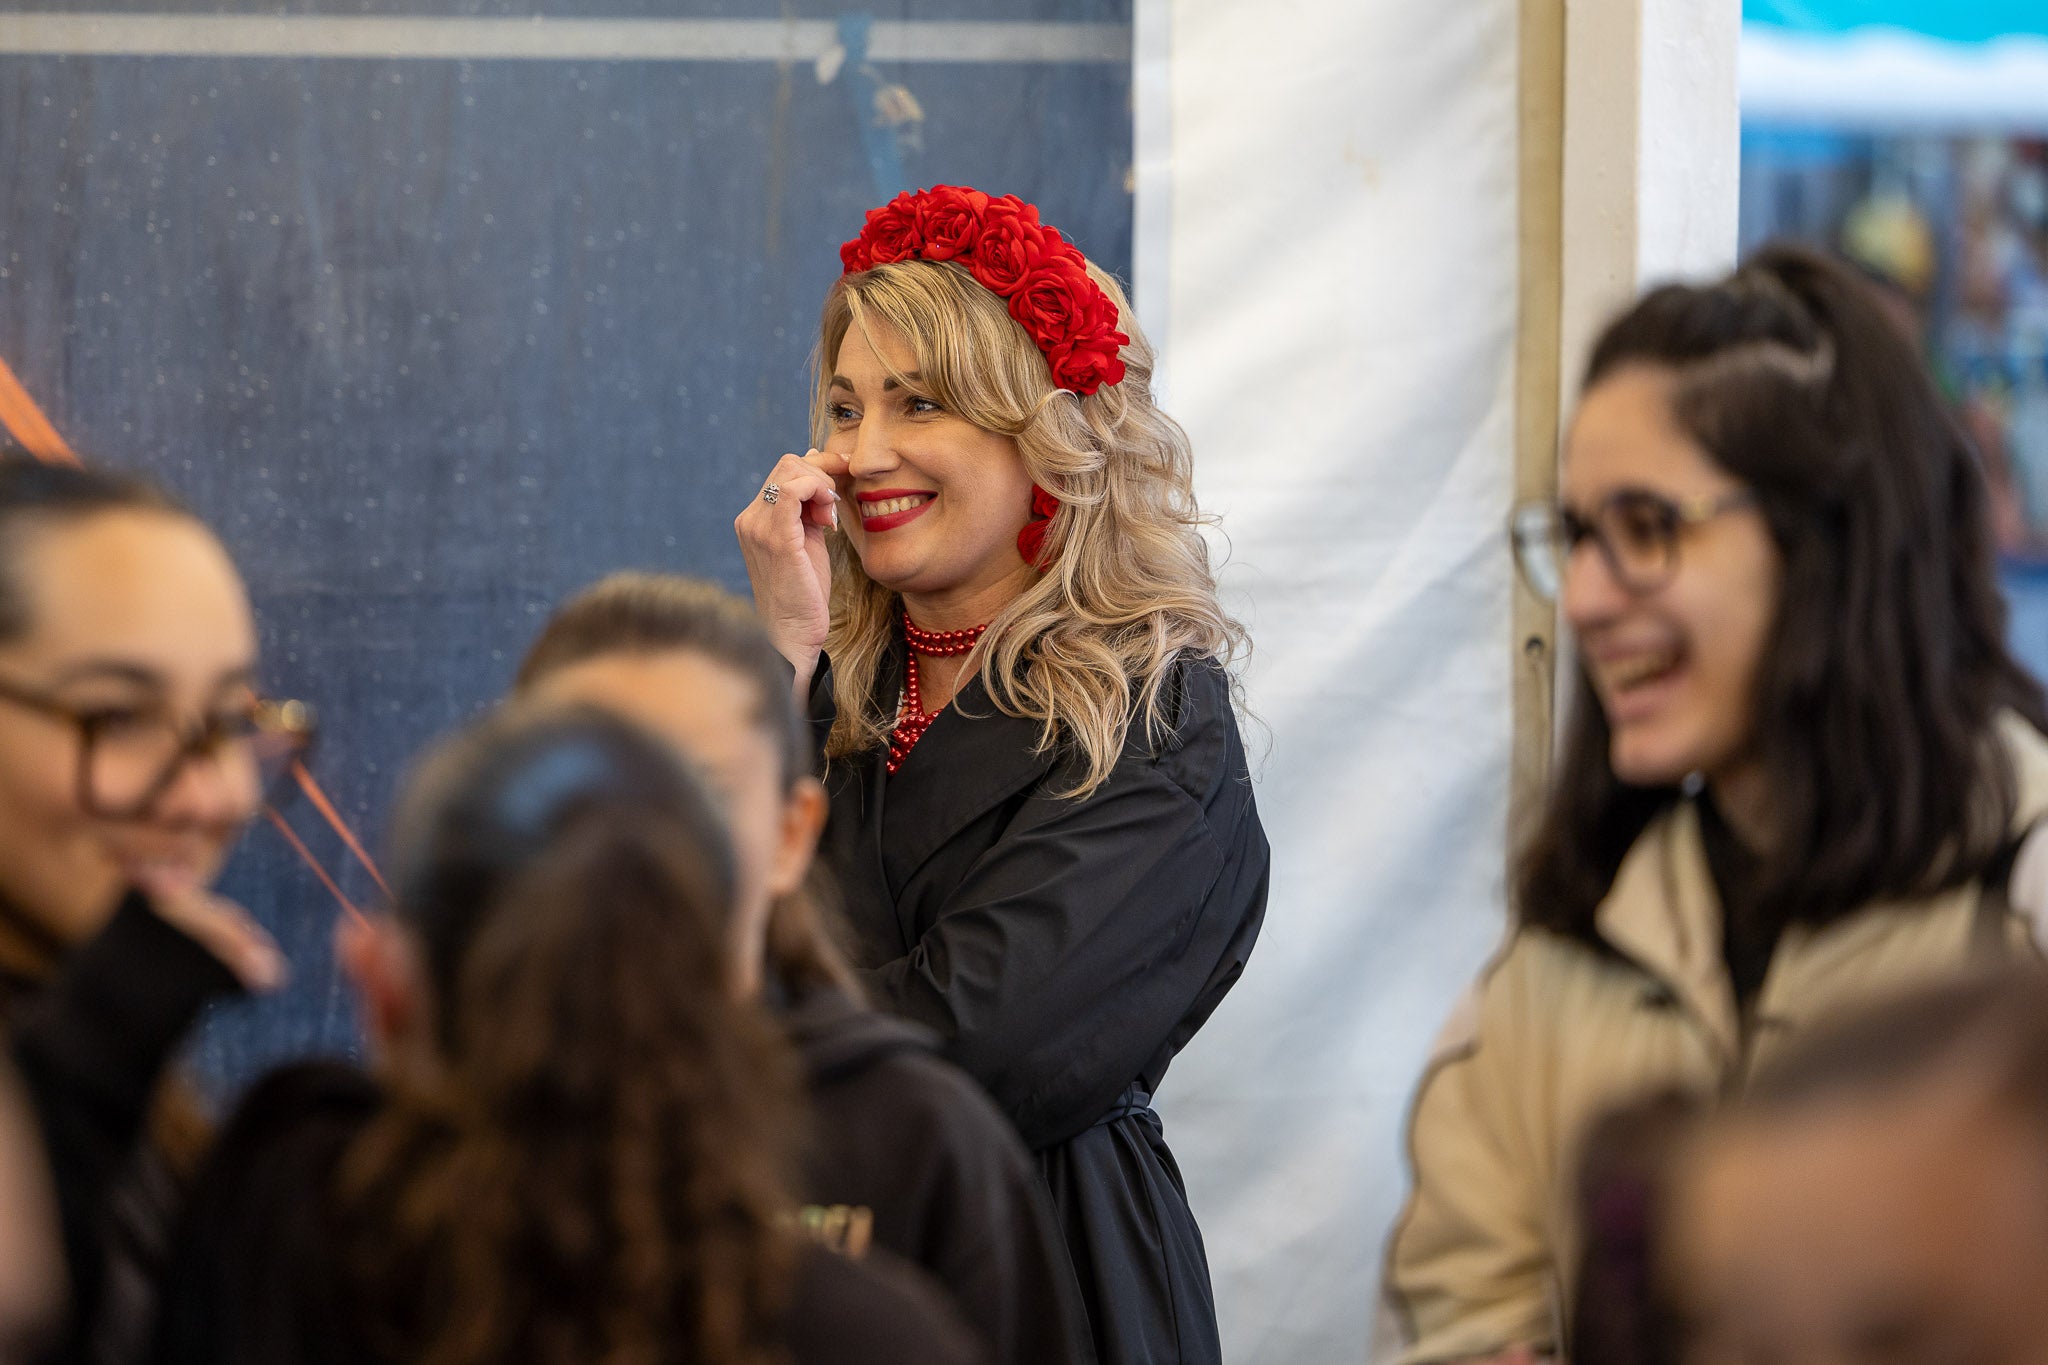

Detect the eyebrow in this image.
[826,371,924,393]
[46,660,258,695]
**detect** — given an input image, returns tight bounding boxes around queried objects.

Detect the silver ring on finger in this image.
[761,482,781,505]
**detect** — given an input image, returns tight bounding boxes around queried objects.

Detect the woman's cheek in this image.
[0,761,96,917]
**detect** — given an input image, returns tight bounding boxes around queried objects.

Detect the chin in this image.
[51,880,128,945]
[849,546,913,591]
[1606,730,1701,790]
[862,556,959,600]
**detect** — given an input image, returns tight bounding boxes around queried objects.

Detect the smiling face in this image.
[0,510,261,953]
[1561,364,1782,794]
[823,317,1039,620]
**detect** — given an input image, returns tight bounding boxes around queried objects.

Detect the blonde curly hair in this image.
[815,258,1246,798]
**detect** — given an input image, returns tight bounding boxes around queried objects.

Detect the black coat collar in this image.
[879,670,1059,893]
[815,644,1059,911]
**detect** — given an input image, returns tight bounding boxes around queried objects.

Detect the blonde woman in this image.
[735,186,1268,1365]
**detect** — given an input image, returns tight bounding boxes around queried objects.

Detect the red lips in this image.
[857,488,937,534]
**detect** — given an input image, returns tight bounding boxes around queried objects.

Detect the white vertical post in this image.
[1557,0,1741,405]
[1545,0,1739,738]
[1130,0,1173,374]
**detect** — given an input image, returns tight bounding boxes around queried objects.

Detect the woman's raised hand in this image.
[137,875,287,993]
[735,448,849,692]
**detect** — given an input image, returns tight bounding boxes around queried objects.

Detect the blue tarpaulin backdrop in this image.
[0,3,1134,1092]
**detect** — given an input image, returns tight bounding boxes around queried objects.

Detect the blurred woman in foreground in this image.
[1383,246,2048,1363]
[0,452,301,1363]
[154,708,988,1365]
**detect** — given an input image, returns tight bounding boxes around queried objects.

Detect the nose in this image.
[845,407,901,480]
[150,743,262,831]
[1559,536,1631,632]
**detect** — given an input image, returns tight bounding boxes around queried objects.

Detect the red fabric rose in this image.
[861,191,924,264]
[1048,338,1128,394]
[1008,258,1100,347]
[967,201,1054,293]
[988,193,1039,223]
[839,236,875,272]
[913,184,991,262]
[1016,483,1062,569]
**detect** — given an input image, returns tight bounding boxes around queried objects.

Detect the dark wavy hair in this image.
[516,571,860,997]
[1519,243,2048,940]
[337,708,804,1365]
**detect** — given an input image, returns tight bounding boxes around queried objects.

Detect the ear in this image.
[335,912,424,1052]
[765,776,829,899]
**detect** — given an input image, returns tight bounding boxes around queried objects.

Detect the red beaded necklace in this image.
[901,617,984,657]
[888,615,989,774]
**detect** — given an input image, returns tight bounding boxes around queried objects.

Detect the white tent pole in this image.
[1534,0,1741,745]
[1131,0,1173,396]
[1558,0,1741,411]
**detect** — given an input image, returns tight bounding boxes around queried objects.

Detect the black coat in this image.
[8,893,239,1365]
[784,984,1095,1365]
[814,652,1269,1365]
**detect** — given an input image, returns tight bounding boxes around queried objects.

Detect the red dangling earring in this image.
[1017,484,1060,570]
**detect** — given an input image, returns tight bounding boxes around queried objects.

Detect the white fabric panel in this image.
[1140,2,1520,1359]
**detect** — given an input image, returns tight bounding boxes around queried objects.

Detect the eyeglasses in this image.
[0,675,317,820]
[1509,488,1760,601]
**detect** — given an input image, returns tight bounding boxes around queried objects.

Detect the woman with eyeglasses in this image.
[0,453,311,1365]
[1381,245,2048,1365]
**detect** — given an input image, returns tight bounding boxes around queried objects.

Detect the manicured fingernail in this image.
[247,946,288,992]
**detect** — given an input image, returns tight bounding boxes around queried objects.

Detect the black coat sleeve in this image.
[9,893,240,1362]
[860,754,1237,1150]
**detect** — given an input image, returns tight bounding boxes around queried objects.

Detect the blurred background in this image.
[1740,0,2048,677]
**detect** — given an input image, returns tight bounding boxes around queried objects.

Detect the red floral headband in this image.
[839,184,1130,396]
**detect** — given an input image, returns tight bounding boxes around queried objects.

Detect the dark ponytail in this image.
[1521,243,2048,940]
[339,709,804,1365]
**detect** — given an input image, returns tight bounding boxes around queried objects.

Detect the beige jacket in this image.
[1380,716,2048,1365]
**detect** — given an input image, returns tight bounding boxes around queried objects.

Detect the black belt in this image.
[1091,1084,1155,1128]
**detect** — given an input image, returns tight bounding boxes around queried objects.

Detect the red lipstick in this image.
[858,488,937,534]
